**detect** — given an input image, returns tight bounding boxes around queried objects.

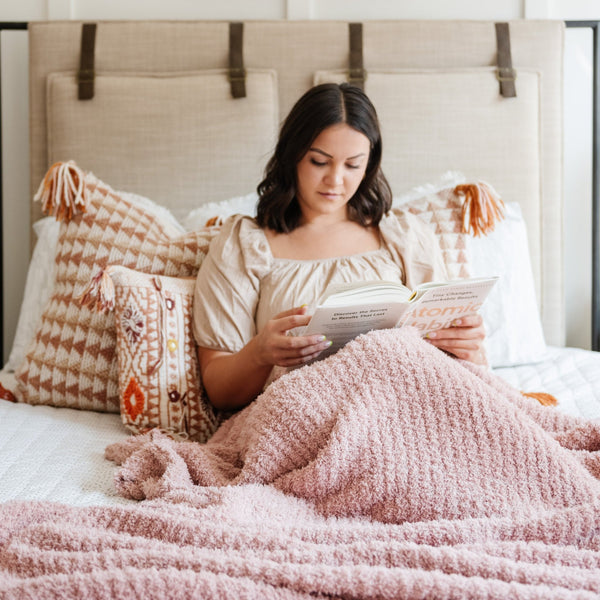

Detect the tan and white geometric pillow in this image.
[15,163,219,413]
[97,266,221,441]
[394,181,504,280]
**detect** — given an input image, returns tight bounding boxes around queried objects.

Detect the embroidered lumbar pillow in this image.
[81,265,222,441]
[15,162,219,413]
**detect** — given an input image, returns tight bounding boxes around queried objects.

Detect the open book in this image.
[302,276,498,361]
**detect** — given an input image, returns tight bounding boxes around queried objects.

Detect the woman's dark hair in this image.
[256,83,392,232]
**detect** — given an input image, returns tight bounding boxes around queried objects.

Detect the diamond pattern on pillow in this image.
[394,186,471,280]
[16,171,218,413]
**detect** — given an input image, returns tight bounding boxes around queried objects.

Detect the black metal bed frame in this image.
[0,20,598,361]
[566,21,600,352]
[0,22,27,363]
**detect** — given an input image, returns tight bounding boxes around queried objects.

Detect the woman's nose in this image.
[325,165,344,186]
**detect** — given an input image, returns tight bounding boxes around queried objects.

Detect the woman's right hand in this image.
[252,305,332,368]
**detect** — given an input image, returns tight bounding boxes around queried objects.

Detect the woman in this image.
[193,83,485,411]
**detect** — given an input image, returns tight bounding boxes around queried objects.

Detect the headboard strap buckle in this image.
[78,23,97,101]
[348,23,365,90]
[229,22,246,98]
[495,22,517,98]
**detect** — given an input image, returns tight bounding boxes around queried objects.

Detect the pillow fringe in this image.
[77,267,116,313]
[35,160,89,222]
[454,182,505,237]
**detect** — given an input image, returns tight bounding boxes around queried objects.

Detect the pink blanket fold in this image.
[2,327,600,599]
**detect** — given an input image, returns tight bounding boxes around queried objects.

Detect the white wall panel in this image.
[549,0,600,19]
[524,0,550,18]
[286,0,314,20]
[47,0,72,20]
[70,0,286,21]
[1,0,47,21]
[313,0,522,20]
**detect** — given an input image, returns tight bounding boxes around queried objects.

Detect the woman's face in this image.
[295,123,370,222]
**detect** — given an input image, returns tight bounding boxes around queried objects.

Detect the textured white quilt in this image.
[0,372,131,507]
[495,346,600,420]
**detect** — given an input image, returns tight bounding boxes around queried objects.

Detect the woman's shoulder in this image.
[379,209,448,286]
[207,214,272,268]
[214,213,260,234]
[380,208,433,240]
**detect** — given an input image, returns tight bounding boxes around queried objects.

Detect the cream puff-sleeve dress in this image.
[193,211,447,355]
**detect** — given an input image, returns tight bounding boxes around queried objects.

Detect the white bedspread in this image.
[0,372,132,507]
[0,345,598,508]
[494,346,600,420]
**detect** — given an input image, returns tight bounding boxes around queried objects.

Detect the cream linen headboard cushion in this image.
[28,20,564,345]
[315,68,542,301]
[47,70,278,221]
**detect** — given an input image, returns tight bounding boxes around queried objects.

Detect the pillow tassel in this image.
[34,160,89,222]
[78,268,116,313]
[521,391,559,407]
[454,182,505,237]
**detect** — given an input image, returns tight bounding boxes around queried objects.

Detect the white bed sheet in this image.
[0,346,598,508]
[0,372,133,507]
[494,346,600,420]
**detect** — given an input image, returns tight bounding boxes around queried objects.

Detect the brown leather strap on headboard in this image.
[495,22,517,98]
[78,22,97,101]
[229,22,246,98]
[348,22,365,90]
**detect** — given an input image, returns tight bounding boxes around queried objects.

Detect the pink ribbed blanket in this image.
[2,327,600,598]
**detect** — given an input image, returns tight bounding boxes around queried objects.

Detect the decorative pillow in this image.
[15,162,219,412]
[393,175,547,368]
[4,217,60,373]
[466,202,547,367]
[4,186,183,374]
[182,191,258,231]
[84,266,221,441]
[393,183,472,281]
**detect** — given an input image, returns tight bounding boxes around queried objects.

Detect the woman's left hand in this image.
[423,314,487,365]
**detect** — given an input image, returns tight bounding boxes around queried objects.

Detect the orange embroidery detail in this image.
[0,382,16,403]
[123,376,145,421]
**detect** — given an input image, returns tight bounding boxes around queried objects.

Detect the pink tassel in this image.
[454,182,505,237]
[78,268,116,313]
[34,160,89,222]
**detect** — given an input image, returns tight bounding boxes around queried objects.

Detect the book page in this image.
[320,281,412,307]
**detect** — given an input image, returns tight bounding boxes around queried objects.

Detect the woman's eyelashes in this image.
[309,158,361,170]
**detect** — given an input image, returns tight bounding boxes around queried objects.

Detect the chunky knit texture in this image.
[2,328,600,598]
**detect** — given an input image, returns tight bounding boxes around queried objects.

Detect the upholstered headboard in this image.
[28,20,564,344]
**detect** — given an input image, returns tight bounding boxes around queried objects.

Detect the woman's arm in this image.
[198,306,332,411]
